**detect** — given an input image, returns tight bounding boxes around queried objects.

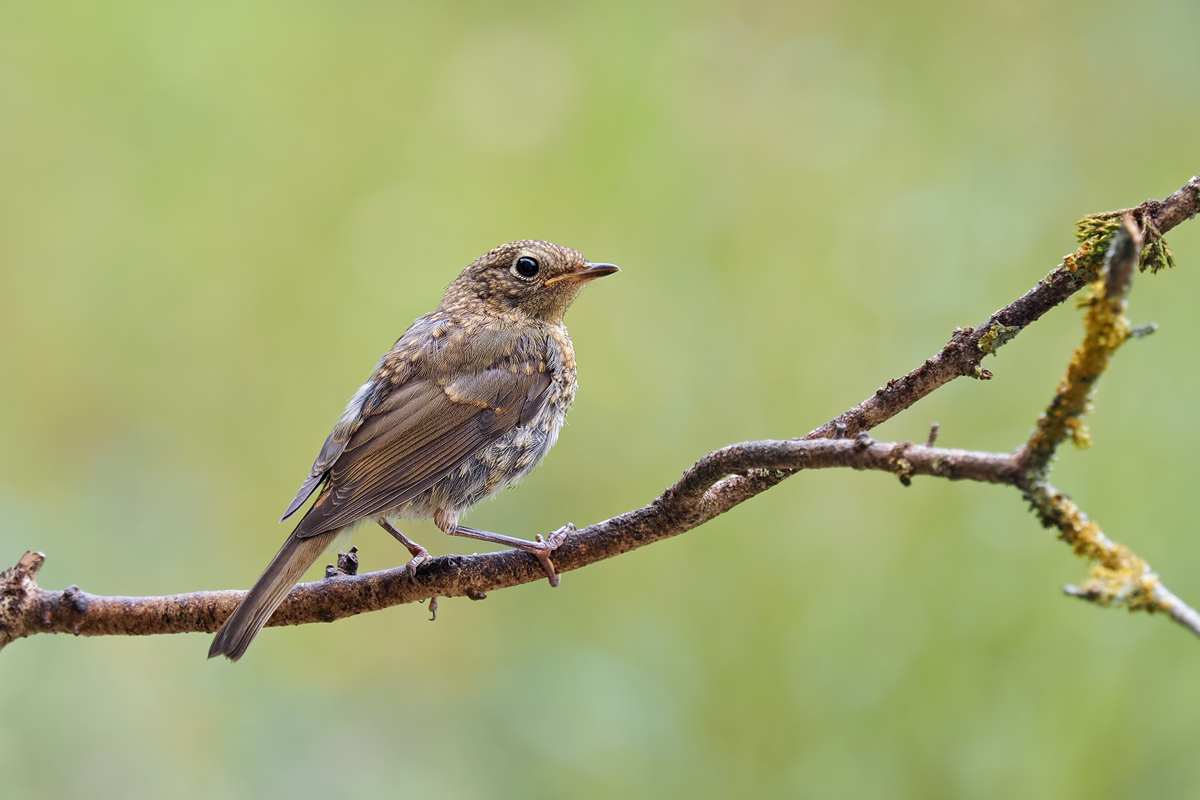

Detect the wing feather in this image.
[280,381,375,521]
[292,366,552,538]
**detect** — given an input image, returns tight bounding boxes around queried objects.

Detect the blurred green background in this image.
[2,1,1199,797]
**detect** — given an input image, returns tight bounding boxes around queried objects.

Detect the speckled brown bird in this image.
[209,240,618,661]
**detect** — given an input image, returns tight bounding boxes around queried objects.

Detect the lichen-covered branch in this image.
[1023,215,1141,472]
[1008,213,1190,627]
[2,175,1199,654]
[1028,482,1194,635]
[808,175,1199,442]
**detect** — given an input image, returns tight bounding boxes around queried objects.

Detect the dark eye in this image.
[514,256,540,278]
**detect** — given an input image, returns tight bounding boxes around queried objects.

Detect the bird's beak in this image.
[544,262,621,285]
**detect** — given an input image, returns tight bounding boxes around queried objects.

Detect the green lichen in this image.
[1141,229,1175,274]
[977,322,1022,355]
[1064,211,1175,278]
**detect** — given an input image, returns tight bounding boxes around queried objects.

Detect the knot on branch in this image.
[325,547,360,578]
[889,441,915,487]
[944,326,993,380]
[0,551,45,650]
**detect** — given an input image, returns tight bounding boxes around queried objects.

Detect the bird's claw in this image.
[403,547,431,581]
[531,523,574,587]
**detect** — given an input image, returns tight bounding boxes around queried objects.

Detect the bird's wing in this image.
[279,416,360,522]
[291,366,553,538]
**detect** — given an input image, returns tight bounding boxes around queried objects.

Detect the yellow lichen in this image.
[1020,214,1176,619]
[1064,417,1091,450]
[1034,488,1166,614]
[1026,280,1129,469]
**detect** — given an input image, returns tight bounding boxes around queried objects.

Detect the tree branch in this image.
[0,437,1025,645]
[2,175,1199,653]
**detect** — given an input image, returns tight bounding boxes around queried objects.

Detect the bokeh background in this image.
[2,1,1199,797]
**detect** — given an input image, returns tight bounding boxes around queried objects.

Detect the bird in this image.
[208,240,619,661]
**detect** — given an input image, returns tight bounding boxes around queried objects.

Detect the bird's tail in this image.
[208,530,339,662]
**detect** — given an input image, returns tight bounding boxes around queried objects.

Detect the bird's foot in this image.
[402,547,431,581]
[378,520,431,582]
[447,523,575,587]
[528,524,574,587]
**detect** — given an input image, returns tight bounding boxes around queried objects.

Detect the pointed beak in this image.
[544,262,621,285]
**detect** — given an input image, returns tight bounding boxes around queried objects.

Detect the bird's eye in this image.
[514,256,540,278]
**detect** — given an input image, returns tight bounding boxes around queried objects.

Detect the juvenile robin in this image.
[209,240,619,661]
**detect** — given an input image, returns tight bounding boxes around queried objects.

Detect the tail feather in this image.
[209,531,338,661]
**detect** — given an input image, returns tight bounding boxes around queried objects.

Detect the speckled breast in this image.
[388,325,577,521]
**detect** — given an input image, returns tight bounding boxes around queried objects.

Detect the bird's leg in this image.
[450,525,573,587]
[377,520,431,580]
[434,508,573,588]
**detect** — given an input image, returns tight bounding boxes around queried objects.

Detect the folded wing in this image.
[291,366,552,538]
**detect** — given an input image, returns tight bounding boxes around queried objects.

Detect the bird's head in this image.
[444,240,619,324]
